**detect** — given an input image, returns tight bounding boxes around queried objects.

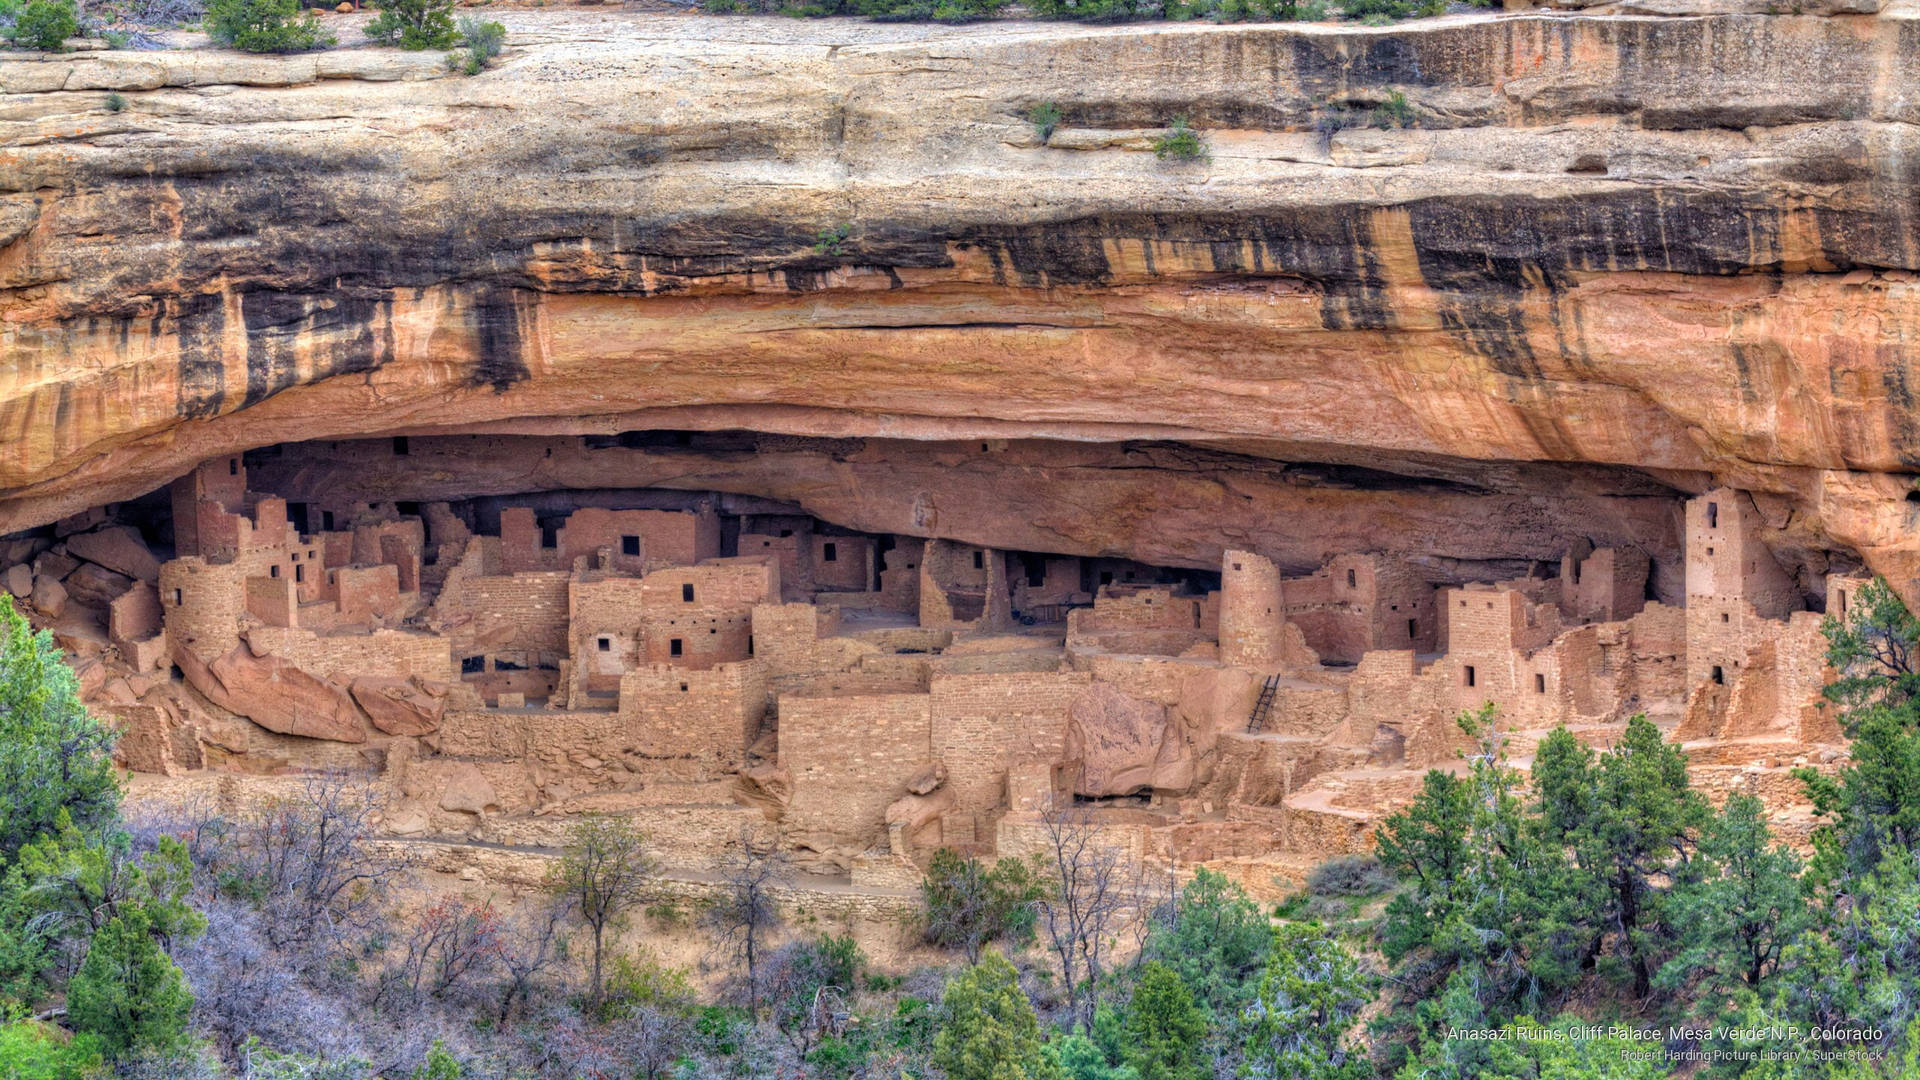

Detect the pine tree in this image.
[1657,792,1807,1011]
[1588,713,1707,997]
[0,596,120,867]
[1373,766,1473,964]
[66,907,193,1057]
[933,951,1067,1080]
[1121,962,1205,1080]
[1140,867,1268,1022]
[1241,923,1371,1080]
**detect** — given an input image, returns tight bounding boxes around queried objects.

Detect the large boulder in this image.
[175,642,368,743]
[350,675,449,736]
[437,763,499,816]
[1066,682,1192,797]
[3,564,29,599]
[64,526,161,582]
[62,563,134,610]
[29,574,67,618]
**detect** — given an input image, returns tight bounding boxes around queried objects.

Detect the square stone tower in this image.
[1684,488,1800,688]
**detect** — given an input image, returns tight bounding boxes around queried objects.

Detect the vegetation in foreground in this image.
[0,576,1917,1077]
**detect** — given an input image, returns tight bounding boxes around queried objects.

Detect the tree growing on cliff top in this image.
[547,816,656,1013]
[364,0,457,50]
[205,0,334,52]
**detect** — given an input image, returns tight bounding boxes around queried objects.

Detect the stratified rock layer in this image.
[4,9,1920,593]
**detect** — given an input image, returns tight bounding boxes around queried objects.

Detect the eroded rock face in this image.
[2,11,1919,597]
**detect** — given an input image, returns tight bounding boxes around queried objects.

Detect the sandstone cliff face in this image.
[3,8,1920,591]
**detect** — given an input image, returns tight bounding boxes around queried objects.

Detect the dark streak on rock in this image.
[470,288,531,393]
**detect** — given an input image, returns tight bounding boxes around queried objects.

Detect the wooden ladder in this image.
[1246,673,1280,733]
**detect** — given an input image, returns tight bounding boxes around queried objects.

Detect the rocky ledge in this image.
[4,6,1920,597]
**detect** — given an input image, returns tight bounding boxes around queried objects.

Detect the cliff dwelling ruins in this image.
[4,431,1855,897]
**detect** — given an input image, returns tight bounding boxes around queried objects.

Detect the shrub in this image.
[1306,854,1393,898]
[0,1022,103,1080]
[444,14,502,75]
[921,850,1044,962]
[1123,963,1207,1080]
[1167,0,1324,19]
[1370,89,1416,128]
[1026,0,1159,20]
[1141,868,1270,1021]
[1152,116,1207,163]
[853,0,1007,20]
[1027,100,1062,142]
[364,0,456,50]
[1313,104,1362,143]
[4,0,76,50]
[814,223,852,256]
[205,0,332,52]
[105,91,128,111]
[1337,0,1434,18]
[934,952,1067,1080]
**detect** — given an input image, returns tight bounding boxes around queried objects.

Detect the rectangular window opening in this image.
[1408,618,1418,638]
[1464,665,1477,687]
[973,551,984,570]
[682,583,695,603]
[1707,501,1718,528]
[1711,665,1724,684]
[598,637,611,652]
[1347,569,1357,588]
[622,535,640,557]
[1534,673,1546,694]
[823,542,837,563]
[670,639,684,657]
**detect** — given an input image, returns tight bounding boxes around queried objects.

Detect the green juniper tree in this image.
[1759,577,1920,1069]
[1241,922,1371,1080]
[1139,866,1269,1023]
[933,951,1066,1080]
[1656,791,1808,1014]
[66,906,194,1057]
[921,849,1044,963]
[1121,962,1205,1080]
[0,596,120,865]
[1587,713,1709,998]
